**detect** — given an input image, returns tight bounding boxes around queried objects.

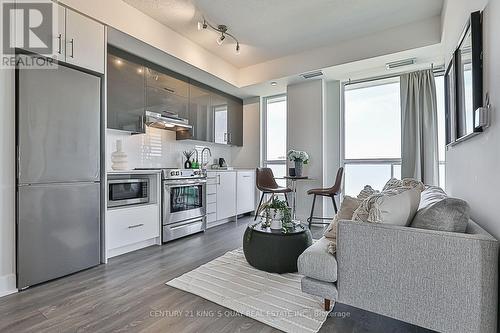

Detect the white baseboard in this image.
[106,237,160,259]
[0,274,17,298]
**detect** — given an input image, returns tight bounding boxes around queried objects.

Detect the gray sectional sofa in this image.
[298,187,499,333]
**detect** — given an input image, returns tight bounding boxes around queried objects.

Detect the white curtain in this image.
[400,69,439,185]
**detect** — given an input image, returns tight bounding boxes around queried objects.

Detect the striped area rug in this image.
[166,248,330,333]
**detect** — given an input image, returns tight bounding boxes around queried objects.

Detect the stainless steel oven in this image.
[162,177,206,242]
[108,178,150,208]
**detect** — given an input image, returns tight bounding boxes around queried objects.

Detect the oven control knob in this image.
[176,171,180,176]
[170,171,176,176]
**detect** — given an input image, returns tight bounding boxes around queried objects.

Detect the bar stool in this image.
[307,167,344,227]
[255,168,292,220]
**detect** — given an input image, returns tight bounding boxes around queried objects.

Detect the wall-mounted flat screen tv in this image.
[445,11,483,145]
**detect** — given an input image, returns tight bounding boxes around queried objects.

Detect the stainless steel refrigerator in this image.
[16,55,101,289]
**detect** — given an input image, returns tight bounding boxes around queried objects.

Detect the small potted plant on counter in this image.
[287,149,309,177]
[182,150,194,169]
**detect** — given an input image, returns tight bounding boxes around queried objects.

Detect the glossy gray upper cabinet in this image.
[228,98,243,146]
[212,93,229,145]
[107,54,146,134]
[146,69,189,119]
[211,92,243,146]
[180,84,213,142]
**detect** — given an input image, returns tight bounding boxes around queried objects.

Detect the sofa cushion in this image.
[411,198,470,233]
[301,277,338,301]
[418,185,447,210]
[298,237,337,283]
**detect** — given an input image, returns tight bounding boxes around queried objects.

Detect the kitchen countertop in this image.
[207,168,256,172]
[107,169,163,175]
[107,168,256,175]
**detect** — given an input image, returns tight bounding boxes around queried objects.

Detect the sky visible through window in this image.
[345,80,402,160]
[344,76,446,195]
[266,98,287,161]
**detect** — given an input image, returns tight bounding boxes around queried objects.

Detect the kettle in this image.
[218,158,227,168]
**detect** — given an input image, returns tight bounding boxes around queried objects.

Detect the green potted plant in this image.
[287,149,309,177]
[258,196,292,230]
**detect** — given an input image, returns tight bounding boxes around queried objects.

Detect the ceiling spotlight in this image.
[197,20,207,31]
[115,59,122,65]
[197,18,241,55]
[137,68,143,74]
[216,34,225,46]
[271,81,277,86]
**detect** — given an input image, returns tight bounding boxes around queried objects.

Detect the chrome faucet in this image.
[201,147,212,169]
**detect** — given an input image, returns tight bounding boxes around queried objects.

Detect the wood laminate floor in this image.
[0,217,434,333]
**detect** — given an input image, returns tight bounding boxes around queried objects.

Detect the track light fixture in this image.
[197,18,241,54]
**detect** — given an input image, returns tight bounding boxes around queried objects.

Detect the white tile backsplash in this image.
[106,127,233,171]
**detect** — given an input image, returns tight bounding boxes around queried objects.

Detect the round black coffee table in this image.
[243,222,312,273]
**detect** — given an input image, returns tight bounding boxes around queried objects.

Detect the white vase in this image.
[111,140,128,170]
[270,219,282,230]
[269,209,283,230]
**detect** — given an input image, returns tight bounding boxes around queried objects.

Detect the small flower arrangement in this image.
[287,150,309,164]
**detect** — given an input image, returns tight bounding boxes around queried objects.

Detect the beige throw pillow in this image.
[357,185,379,200]
[324,196,361,239]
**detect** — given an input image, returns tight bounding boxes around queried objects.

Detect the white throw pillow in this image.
[353,186,421,226]
[375,187,421,226]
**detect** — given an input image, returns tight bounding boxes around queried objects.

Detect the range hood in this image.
[145,111,192,131]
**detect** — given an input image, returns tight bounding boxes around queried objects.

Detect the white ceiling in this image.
[122,0,444,68]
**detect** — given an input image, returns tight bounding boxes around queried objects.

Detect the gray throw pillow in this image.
[411,198,470,233]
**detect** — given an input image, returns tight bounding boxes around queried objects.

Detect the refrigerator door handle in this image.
[17,145,20,180]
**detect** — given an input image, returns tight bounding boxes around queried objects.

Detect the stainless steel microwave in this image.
[108,178,149,208]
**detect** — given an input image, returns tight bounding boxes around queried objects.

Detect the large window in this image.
[263,95,287,186]
[343,78,402,196]
[435,75,446,189]
[343,75,446,196]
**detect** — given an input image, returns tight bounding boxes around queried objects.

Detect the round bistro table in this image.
[243,222,312,273]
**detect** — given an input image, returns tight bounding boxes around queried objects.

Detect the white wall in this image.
[232,98,260,168]
[444,0,500,241]
[323,81,342,218]
[0,67,16,297]
[287,80,325,221]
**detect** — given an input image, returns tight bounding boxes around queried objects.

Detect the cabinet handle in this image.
[242,175,251,178]
[228,133,231,144]
[217,175,221,185]
[224,133,228,142]
[69,38,74,58]
[57,34,62,54]
[128,223,144,229]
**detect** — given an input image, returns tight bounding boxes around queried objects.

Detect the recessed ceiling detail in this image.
[123,0,444,69]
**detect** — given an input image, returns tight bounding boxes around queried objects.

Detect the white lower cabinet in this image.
[237,171,256,214]
[206,170,255,228]
[107,204,160,257]
[216,172,237,220]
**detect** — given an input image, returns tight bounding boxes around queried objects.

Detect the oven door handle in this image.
[164,180,207,187]
[168,217,205,229]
